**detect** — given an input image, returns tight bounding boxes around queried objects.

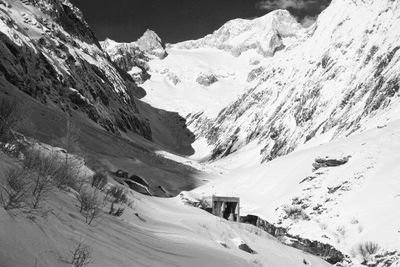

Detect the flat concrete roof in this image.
[212,196,240,202]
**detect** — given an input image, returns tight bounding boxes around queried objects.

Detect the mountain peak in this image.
[136,29,168,59]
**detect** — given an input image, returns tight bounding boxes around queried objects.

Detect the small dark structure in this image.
[211,196,240,222]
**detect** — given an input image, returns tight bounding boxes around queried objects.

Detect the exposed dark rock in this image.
[125,180,152,196]
[328,185,342,194]
[300,176,317,184]
[238,243,257,254]
[219,242,229,249]
[247,66,265,82]
[312,156,350,171]
[128,174,149,188]
[196,73,218,86]
[241,214,345,264]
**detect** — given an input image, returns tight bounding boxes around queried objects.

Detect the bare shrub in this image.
[283,205,309,220]
[23,149,82,191]
[0,168,31,210]
[76,188,103,225]
[53,162,81,191]
[106,185,128,216]
[69,241,94,267]
[31,172,54,209]
[0,98,20,143]
[91,172,107,191]
[356,241,380,263]
[28,152,57,209]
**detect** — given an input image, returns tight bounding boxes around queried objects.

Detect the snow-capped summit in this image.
[174,10,306,57]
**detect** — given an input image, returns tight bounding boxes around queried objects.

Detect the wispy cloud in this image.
[255,0,330,12]
[300,15,318,27]
[255,0,330,26]
[256,0,309,10]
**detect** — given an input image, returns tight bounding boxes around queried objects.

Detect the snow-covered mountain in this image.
[188,0,400,163]
[1,0,399,265]
[175,9,306,57]
[106,0,400,264]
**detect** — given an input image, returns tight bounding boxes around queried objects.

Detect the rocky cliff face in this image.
[101,30,167,84]
[188,0,400,162]
[0,0,152,138]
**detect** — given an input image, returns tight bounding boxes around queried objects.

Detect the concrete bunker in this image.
[211,196,240,222]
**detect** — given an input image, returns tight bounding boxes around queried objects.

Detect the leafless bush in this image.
[69,241,94,267]
[31,172,54,209]
[0,98,20,143]
[26,151,57,209]
[0,168,31,210]
[106,185,128,216]
[23,149,82,191]
[76,188,103,225]
[53,162,81,190]
[91,172,107,191]
[356,241,380,263]
[283,205,310,220]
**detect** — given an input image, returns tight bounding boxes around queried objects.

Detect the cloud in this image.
[300,15,318,27]
[256,0,310,10]
[255,0,330,13]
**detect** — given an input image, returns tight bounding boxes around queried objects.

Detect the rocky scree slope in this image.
[0,0,151,138]
[101,29,168,84]
[188,0,400,162]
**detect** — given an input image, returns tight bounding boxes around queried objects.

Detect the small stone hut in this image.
[211,196,240,222]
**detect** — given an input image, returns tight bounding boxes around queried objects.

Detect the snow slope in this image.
[193,117,400,265]
[0,150,331,267]
[142,47,256,118]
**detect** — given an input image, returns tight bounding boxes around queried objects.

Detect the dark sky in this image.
[70,0,331,44]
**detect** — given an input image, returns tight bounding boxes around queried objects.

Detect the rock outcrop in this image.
[0,0,151,138]
[196,73,218,87]
[241,214,345,264]
[312,156,350,171]
[135,29,168,59]
[101,30,168,84]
